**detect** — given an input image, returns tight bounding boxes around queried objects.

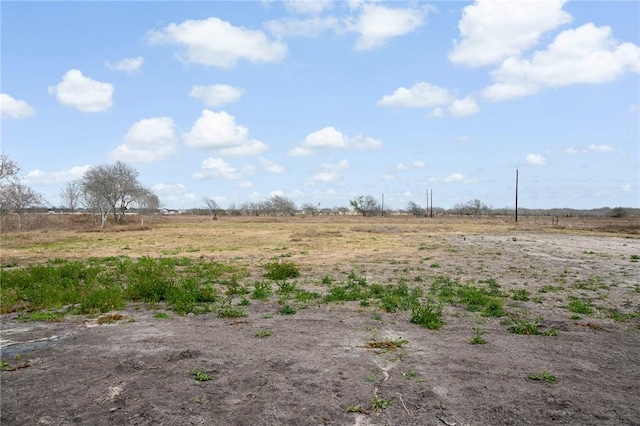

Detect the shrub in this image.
[264,261,300,280]
[410,302,444,329]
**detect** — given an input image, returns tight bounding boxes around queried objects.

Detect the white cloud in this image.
[448,96,480,117]
[284,0,333,15]
[382,173,395,180]
[239,181,253,188]
[629,104,639,114]
[0,93,35,119]
[48,69,114,112]
[526,153,547,166]
[24,165,90,186]
[307,159,350,185]
[377,82,454,108]
[106,56,144,73]
[565,147,578,154]
[350,3,427,51]
[449,0,572,67]
[151,183,196,207]
[429,107,445,118]
[289,126,381,155]
[442,173,477,183]
[260,157,285,173]
[184,110,268,157]
[189,84,243,107]
[264,16,338,37]
[152,183,188,194]
[148,17,287,69]
[620,185,633,192]
[110,117,177,163]
[396,163,407,171]
[412,160,426,168]
[588,144,614,153]
[193,157,255,180]
[483,23,640,101]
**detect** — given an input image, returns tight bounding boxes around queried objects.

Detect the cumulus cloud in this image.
[0,93,35,119]
[260,157,285,173]
[110,117,177,163]
[189,84,243,107]
[48,69,114,112]
[587,144,614,153]
[526,153,547,166]
[193,157,255,180]
[565,144,614,154]
[483,23,640,101]
[441,173,477,184]
[449,0,572,67]
[148,17,287,69]
[183,110,268,156]
[289,127,381,156]
[106,56,144,73]
[412,160,426,168]
[448,96,480,117]
[377,82,454,108]
[284,0,333,15]
[151,183,196,206]
[264,16,338,37]
[307,159,350,185]
[24,165,90,186]
[350,3,427,51]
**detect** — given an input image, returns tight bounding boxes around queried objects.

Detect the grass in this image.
[279,305,297,315]
[410,302,444,329]
[470,327,486,344]
[365,337,408,351]
[528,371,557,384]
[254,330,272,338]
[507,316,558,336]
[190,369,212,382]
[567,297,593,314]
[264,260,300,280]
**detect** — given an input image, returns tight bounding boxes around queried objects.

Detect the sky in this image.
[1,0,639,211]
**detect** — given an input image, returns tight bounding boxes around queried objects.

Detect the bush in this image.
[410,302,444,329]
[264,261,300,280]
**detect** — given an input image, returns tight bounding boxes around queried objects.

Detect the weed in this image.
[405,370,417,379]
[346,405,367,414]
[17,310,65,322]
[217,302,247,318]
[366,374,376,382]
[190,369,212,382]
[512,289,531,302]
[321,275,333,285]
[154,312,170,319]
[238,298,250,306]
[251,281,272,300]
[410,302,444,330]
[570,314,582,320]
[573,275,608,291]
[194,396,203,404]
[279,305,297,315]
[567,298,593,314]
[429,263,441,268]
[630,255,639,263]
[528,371,556,384]
[263,314,273,319]
[254,330,272,338]
[507,316,558,336]
[540,285,563,293]
[371,396,392,411]
[470,327,487,344]
[264,261,300,280]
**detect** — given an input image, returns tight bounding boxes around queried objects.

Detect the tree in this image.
[2,182,45,230]
[266,194,297,217]
[137,188,160,226]
[60,180,82,212]
[350,195,381,217]
[452,199,491,216]
[406,201,425,217]
[81,161,143,226]
[301,202,319,216]
[0,154,20,184]
[203,197,220,220]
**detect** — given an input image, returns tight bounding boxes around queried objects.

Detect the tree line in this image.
[0,154,635,231]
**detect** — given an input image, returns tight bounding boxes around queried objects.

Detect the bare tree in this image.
[137,188,161,226]
[406,201,425,217]
[60,180,82,212]
[81,161,143,225]
[0,154,20,184]
[2,182,45,230]
[301,202,319,216]
[203,197,220,220]
[267,194,297,217]
[350,195,381,217]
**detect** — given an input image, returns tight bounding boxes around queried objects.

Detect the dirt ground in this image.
[1,217,639,425]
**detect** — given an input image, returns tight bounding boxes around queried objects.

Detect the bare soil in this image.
[1,216,639,425]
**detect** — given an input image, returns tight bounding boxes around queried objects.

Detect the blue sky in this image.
[2,0,638,210]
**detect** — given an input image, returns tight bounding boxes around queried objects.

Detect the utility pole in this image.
[381,194,384,217]
[426,190,429,217]
[515,169,519,223]
[430,189,433,218]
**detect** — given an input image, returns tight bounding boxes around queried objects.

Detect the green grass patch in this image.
[264,261,300,280]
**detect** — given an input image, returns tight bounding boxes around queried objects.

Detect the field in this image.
[1,214,639,425]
